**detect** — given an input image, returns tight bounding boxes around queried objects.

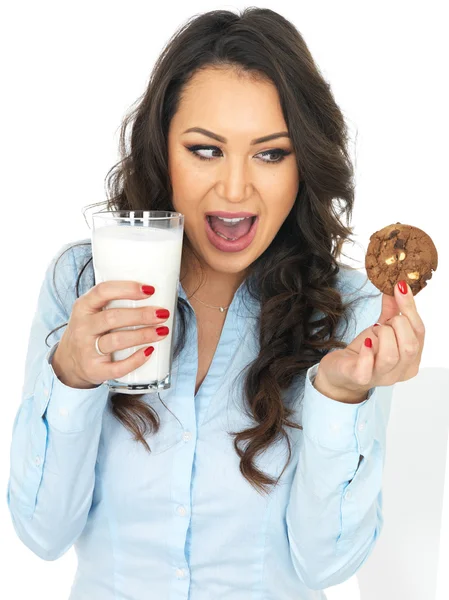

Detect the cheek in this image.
[266,179,298,216]
[170,159,210,206]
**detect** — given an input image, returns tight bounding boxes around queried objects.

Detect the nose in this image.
[216,155,253,204]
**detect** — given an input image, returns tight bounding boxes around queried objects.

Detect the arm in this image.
[286,275,394,590]
[6,243,109,561]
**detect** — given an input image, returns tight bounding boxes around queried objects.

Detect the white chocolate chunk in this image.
[398,252,406,261]
[407,271,420,280]
[385,255,397,265]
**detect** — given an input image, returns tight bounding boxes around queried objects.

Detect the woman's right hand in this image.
[51,281,170,389]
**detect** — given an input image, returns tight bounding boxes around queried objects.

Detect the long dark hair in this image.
[45,8,376,496]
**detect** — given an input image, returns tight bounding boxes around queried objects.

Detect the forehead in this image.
[171,67,286,133]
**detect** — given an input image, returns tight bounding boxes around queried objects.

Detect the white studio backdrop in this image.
[1,1,447,599]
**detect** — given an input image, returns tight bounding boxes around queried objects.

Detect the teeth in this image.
[216,216,249,224]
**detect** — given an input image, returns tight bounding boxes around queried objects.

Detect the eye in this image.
[186,145,291,164]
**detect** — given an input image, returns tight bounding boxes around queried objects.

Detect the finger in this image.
[345,320,381,355]
[352,336,375,386]
[90,305,168,335]
[384,314,421,375]
[81,343,155,386]
[393,280,426,346]
[98,324,169,354]
[80,281,156,314]
[370,323,381,339]
[373,323,400,376]
[107,346,155,382]
[377,291,401,325]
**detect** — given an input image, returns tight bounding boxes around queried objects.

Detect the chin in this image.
[204,252,252,274]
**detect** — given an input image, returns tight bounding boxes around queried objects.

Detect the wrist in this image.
[313,369,369,404]
[51,346,98,390]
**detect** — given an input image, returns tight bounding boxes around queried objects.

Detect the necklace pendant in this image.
[219,306,225,312]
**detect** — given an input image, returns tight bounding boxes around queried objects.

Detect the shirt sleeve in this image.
[5,242,110,561]
[286,274,394,590]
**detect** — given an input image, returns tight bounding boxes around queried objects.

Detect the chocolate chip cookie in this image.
[365,223,438,296]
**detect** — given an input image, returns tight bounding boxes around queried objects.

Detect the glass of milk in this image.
[91,210,184,394]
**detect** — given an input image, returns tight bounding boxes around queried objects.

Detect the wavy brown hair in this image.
[45,7,377,496]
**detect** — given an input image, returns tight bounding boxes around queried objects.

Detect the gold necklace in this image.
[190,294,230,313]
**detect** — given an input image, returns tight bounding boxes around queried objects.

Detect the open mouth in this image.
[206,215,256,241]
[204,214,259,252]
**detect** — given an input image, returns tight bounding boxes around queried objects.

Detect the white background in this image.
[1,1,448,598]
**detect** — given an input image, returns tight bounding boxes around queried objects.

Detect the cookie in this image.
[365,222,438,296]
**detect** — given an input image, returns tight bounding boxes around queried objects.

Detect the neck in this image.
[180,250,246,308]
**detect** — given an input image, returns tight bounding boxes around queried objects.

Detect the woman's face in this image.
[168,67,300,277]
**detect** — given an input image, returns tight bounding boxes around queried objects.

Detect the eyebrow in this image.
[182,127,290,145]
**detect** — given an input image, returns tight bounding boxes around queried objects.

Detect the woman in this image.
[7,8,425,599]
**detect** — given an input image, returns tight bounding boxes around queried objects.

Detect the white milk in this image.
[91,223,183,390]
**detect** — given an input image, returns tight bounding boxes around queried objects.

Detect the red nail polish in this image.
[398,280,408,295]
[156,309,170,319]
[156,326,169,336]
[142,285,155,295]
[373,323,381,327]
[144,346,154,357]
[364,337,372,348]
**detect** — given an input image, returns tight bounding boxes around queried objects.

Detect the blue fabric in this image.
[6,240,393,599]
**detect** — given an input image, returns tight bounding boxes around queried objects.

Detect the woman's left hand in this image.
[314,280,426,403]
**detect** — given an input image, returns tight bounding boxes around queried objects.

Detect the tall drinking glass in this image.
[91,210,184,394]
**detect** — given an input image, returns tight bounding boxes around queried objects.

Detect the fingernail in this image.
[142,285,155,295]
[373,323,381,327]
[364,337,373,348]
[156,326,169,336]
[398,280,408,295]
[156,309,170,319]
[144,346,154,357]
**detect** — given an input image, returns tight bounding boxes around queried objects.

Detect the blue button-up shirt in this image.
[6,240,393,599]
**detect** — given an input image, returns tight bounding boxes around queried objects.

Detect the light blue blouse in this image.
[6,240,393,599]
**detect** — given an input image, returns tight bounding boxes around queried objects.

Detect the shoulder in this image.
[334,264,383,341]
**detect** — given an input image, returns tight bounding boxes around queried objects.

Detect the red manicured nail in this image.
[364,337,372,348]
[142,285,154,296]
[156,326,169,336]
[373,323,381,327]
[156,309,170,319]
[398,280,408,295]
[142,285,155,295]
[144,346,154,357]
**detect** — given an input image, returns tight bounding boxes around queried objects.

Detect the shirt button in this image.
[59,408,69,417]
[43,387,49,397]
[176,505,187,517]
[330,422,340,431]
[34,456,42,467]
[175,568,186,579]
[345,490,352,500]
[358,422,366,431]
[182,431,192,442]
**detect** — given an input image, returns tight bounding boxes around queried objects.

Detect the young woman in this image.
[7,8,425,600]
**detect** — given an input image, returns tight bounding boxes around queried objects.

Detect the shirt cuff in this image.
[35,341,110,433]
[302,363,377,454]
